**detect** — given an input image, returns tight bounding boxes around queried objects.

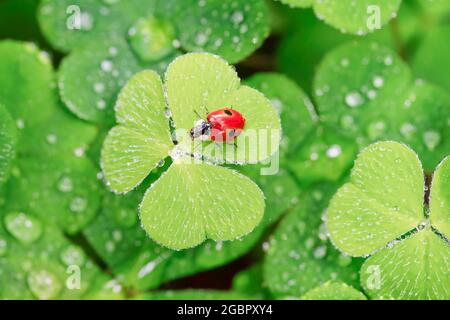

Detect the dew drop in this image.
[105,241,115,253]
[400,123,416,139]
[340,58,349,67]
[74,147,85,157]
[27,269,62,300]
[57,176,73,193]
[69,197,87,213]
[326,145,341,158]
[384,56,393,66]
[313,245,327,259]
[305,237,315,250]
[100,60,113,72]
[80,12,94,31]
[240,24,248,33]
[423,130,441,150]
[93,82,105,94]
[231,11,244,24]
[340,115,355,130]
[318,223,328,241]
[112,229,122,241]
[271,99,282,112]
[345,91,364,108]
[97,100,106,110]
[367,90,377,100]
[60,245,86,267]
[172,39,181,48]
[372,75,384,88]
[157,159,165,168]
[46,134,57,145]
[108,46,118,56]
[4,212,43,244]
[195,33,208,46]
[16,118,25,129]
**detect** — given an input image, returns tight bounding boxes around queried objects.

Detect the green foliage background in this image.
[0,0,448,300]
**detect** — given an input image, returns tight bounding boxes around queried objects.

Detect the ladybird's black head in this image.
[190,120,212,139]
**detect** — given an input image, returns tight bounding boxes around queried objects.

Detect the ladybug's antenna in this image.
[203,106,210,115]
[193,110,203,119]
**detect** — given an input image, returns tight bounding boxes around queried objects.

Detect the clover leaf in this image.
[48,0,269,124]
[299,281,367,300]
[163,0,270,64]
[87,72,299,289]
[58,35,178,124]
[279,40,449,175]
[328,141,450,299]
[258,41,450,188]
[264,183,362,298]
[277,0,402,35]
[139,160,265,249]
[0,212,106,299]
[39,0,269,63]
[276,11,394,96]
[0,104,16,187]
[38,0,156,53]
[0,40,100,234]
[101,53,280,250]
[41,0,178,123]
[167,54,281,164]
[101,69,173,193]
[84,184,268,290]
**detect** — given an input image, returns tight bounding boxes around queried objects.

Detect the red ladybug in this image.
[190,108,246,143]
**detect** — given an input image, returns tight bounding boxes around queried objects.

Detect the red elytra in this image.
[189,108,246,143]
[207,108,246,142]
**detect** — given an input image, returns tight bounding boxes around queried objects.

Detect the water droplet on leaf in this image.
[4,212,43,244]
[313,245,327,259]
[60,245,86,266]
[100,60,113,72]
[70,197,87,213]
[423,130,441,150]
[57,176,73,193]
[345,91,364,108]
[27,269,62,300]
[326,145,342,158]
